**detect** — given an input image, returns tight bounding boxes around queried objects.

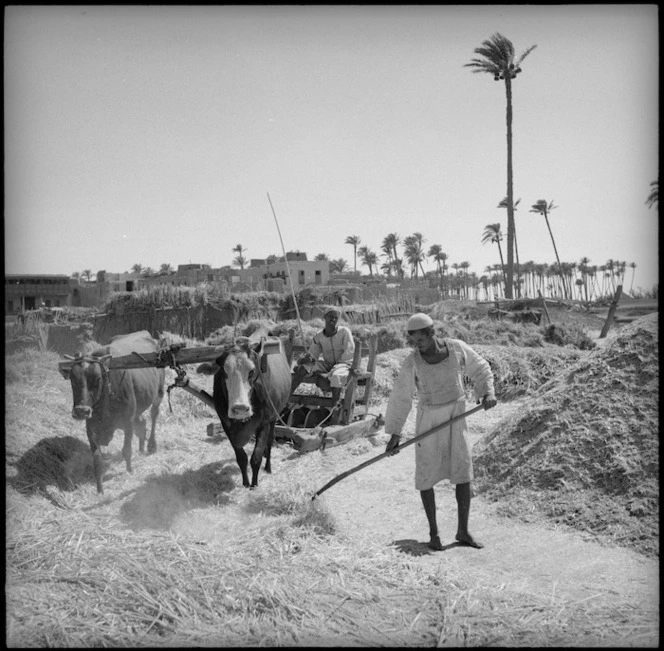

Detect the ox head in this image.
[197,337,263,422]
[61,352,113,420]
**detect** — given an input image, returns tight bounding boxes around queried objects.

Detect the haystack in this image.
[473,313,659,556]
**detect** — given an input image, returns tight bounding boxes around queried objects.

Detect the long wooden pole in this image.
[311,403,484,500]
[267,193,305,345]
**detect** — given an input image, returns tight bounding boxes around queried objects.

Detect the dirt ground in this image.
[313,397,659,646]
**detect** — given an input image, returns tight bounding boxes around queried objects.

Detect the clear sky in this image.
[4,5,659,292]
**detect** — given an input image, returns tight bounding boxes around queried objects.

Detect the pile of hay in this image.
[473,314,659,557]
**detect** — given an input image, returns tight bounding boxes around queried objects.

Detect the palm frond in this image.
[514,44,538,68]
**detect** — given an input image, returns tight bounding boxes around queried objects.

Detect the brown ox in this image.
[197,336,291,488]
[60,331,165,494]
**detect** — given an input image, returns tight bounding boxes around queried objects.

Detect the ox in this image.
[196,335,291,488]
[60,331,166,494]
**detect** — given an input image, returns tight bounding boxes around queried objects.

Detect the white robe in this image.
[384,338,495,490]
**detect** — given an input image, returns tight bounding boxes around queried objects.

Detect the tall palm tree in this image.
[131,263,144,275]
[529,199,568,299]
[159,263,174,276]
[81,269,93,282]
[345,235,361,272]
[232,244,247,270]
[314,253,330,261]
[646,179,658,209]
[466,34,537,299]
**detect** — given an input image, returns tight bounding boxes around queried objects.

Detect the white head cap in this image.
[406,313,434,331]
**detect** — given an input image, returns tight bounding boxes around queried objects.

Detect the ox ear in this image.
[196,361,219,376]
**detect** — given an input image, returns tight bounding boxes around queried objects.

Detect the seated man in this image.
[291,307,355,402]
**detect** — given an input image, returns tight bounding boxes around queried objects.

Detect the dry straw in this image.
[6,311,658,646]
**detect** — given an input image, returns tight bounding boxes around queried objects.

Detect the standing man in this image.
[290,307,355,403]
[384,313,497,551]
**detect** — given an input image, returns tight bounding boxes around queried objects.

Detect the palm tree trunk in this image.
[544,216,568,299]
[504,76,515,299]
[496,242,507,292]
[513,220,521,298]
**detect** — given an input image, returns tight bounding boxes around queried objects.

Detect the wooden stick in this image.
[58,345,229,373]
[599,285,623,339]
[311,403,485,500]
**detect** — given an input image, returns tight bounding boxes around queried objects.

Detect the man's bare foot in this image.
[455,532,484,549]
[428,535,444,551]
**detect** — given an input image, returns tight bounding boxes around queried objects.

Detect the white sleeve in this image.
[452,339,495,401]
[339,328,355,365]
[383,354,417,436]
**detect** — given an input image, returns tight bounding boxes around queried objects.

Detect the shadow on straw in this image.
[392,538,462,556]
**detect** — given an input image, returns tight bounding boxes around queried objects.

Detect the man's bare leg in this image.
[420,488,443,550]
[455,482,483,549]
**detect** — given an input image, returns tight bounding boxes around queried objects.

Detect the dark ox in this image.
[197,336,291,488]
[61,331,165,494]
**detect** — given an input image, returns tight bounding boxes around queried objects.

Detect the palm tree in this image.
[466,34,537,299]
[578,257,591,303]
[529,199,568,299]
[232,254,247,270]
[629,262,637,295]
[382,233,403,280]
[159,263,174,276]
[81,269,93,282]
[232,244,247,270]
[481,223,507,295]
[345,235,361,272]
[427,244,448,293]
[403,232,427,278]
[459,261,471,299]
[358,245,377,277]
[142,267,155,277]
[71,271,81,282]
[131,263,144,275]
[646,179,658,209]
[329,258,348,274]
[314,253,330,261]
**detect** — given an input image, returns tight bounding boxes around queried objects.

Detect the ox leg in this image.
[249,424,273,487]
[135,414,147,454]
[232,446,251,487]
[147,402,159,455]
[263,422,275,475]
[86,424,106,495]
[122,425,134,475]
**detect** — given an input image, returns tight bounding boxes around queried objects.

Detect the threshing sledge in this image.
[275,333,382,453]
[57,332,383,453]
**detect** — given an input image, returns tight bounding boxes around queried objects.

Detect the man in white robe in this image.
[385,313,497,551]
